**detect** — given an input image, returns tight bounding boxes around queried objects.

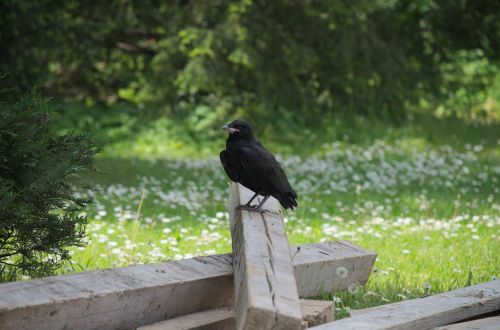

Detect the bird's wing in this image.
[238,145,296,196]
[219,150,239,182]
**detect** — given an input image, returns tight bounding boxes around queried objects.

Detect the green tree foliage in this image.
[0,90,101,279]
[1,0,499,122]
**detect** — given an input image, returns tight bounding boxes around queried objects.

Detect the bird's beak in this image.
[222,125,239,134]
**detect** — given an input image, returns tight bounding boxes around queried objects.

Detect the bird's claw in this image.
[236,204,257,211]
[235,204,267,213]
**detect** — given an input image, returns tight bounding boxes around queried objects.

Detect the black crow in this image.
[220,120,298,212]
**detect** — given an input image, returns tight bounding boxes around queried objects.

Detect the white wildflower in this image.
[336,266,349,279]
[347,283,359,294]
[363,291,379,299]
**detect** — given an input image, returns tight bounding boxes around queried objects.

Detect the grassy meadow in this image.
[53,108,500,317]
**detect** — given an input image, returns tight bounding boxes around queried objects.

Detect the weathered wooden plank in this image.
[138,307,235,330]
[300,299,335,328]
[311,280,500,330]
[0,254,236,330]
[292,240,376,297]
[139,299,334,330]
[0,242,374,330]
[228,183,302,330]
[432,315,500,330]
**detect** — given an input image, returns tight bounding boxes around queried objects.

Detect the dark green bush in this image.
[1,0,499,124]
[0,91,101,280]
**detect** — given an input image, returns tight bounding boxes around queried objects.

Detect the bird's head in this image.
[222,120,255,140]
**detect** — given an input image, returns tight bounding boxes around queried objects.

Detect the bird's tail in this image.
[280,192,298,210]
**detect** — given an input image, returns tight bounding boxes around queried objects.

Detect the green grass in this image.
[47,108,500,318]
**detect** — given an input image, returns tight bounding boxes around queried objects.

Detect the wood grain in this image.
[311,280,500,330]
[432,315,500,330]
[139,299,334,330]
[229,183,302,330]
[300,299,335,328]
[292,240,376,297]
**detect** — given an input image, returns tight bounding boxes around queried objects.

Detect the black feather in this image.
[220,120,298,210]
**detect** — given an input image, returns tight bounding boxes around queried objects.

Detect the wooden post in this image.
[311,280,500,330]
[0,241,374,330]
[229,183,303,330]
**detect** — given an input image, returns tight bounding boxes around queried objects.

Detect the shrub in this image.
[0,91,101,280]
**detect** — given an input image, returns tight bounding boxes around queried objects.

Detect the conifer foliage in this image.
[0,91,101,279]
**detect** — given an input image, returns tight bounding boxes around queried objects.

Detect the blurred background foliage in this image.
[1,0,499,147]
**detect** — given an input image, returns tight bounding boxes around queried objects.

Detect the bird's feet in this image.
[236,204,257,211]
[235,204,266,213]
